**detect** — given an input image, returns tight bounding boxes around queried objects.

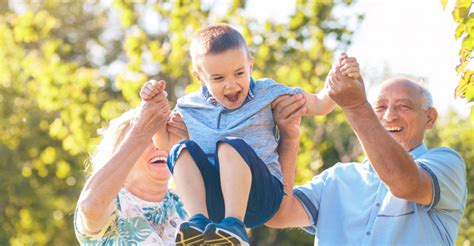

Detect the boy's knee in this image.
[168,140,199,172]
[217,141,238,158]
[217,137,249,161]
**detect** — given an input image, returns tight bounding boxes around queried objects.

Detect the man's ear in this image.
[425,107,438,129]
[192,70,205,87]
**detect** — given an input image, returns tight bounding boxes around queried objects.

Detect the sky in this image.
[243,0,472,117]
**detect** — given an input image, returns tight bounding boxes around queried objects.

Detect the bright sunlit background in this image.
[243,0,471,117]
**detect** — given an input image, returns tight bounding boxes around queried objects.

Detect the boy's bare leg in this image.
[217,143,252,221]
[174,149,208,217]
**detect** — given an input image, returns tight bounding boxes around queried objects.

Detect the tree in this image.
[112,0,361,242]
[441,0,474,120]
[0,0,361,244]
[0,1,118,244]
[424,111,474,245]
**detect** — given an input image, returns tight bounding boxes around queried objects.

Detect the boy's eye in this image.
[235,71,245,77]
[212,76,224,81]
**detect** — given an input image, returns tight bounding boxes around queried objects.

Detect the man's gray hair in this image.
[419,84,433,109]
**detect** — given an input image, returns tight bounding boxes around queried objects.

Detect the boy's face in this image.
[193,47,253,110]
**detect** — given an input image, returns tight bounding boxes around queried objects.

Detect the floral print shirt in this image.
[74,188,188,245]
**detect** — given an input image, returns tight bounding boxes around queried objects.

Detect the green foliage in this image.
[425,112,474,245]
[3,0,472,245]
[0,2,120,245]
[443,0,474,120]
[111,1,361,243]
[0,0,361,244]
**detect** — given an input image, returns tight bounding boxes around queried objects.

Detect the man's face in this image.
[373,79,436,151]
[193,47,253,110]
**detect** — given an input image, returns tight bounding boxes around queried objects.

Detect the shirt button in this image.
[376,203,381,207]
[366,231,371,236]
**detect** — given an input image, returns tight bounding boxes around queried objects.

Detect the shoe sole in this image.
[175,226,204,246]
[204,228,249,246]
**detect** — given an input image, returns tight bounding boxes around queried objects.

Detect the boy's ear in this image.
[192,70,206,87]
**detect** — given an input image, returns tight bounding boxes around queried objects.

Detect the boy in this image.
[140,24,360,245]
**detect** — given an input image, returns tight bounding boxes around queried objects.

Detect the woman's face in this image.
[131,142,171,183]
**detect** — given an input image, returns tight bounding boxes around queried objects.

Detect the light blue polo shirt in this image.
[294,144,466,245]
[176,77,302,183]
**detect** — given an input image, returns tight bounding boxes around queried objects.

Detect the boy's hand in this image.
[140,79,166,101]
[327,60,367,110]
[338,53,360,80]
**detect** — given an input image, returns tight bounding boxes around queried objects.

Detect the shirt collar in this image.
[408,143,428,159]
[362,142,428,171]
[200,77,256,106]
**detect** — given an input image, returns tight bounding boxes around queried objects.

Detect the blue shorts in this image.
[167,137,284,228]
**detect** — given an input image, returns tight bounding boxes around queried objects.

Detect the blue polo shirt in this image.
[175,78,302,183]
[294,144,466,245]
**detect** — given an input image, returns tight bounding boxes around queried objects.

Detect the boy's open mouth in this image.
[225,91,241,103]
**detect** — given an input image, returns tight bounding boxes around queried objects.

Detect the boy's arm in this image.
[302,88,336,116]
[140,79,177,152]
[152,119,186,152]
[161,110,189,150]
[152,124,172,151]
[303,53,361,116]
[149,105,188,152]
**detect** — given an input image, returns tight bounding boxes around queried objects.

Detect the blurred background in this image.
[0,0,472,245]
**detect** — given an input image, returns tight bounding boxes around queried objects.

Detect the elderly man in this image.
[268,68,467,245]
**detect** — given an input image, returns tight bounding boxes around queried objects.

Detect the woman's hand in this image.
[131,90,171,140]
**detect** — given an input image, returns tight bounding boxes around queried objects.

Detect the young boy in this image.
[140,24,360,245]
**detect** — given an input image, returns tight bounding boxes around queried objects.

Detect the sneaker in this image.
[203,217,249,246]
[175,214,211,246]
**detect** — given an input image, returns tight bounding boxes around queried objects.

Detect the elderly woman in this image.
[74,91,189,245]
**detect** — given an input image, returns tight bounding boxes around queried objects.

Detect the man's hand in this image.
[272,94,306,141]
[326,54,368,110]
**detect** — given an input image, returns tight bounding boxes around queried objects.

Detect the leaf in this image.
[455,22,465,39]
[455,70,474,98]
[441,0,448,10]
[455,75,468,98]
[464,70,474,101]
[452,0,472,23]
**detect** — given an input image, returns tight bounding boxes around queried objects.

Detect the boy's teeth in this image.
[226,92,239,102]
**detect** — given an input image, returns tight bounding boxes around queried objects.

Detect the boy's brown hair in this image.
[190,24,251,70]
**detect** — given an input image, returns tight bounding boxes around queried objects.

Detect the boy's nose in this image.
[225,80,238,89]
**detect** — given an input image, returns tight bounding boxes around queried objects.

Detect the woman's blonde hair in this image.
[88,108,138,174]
